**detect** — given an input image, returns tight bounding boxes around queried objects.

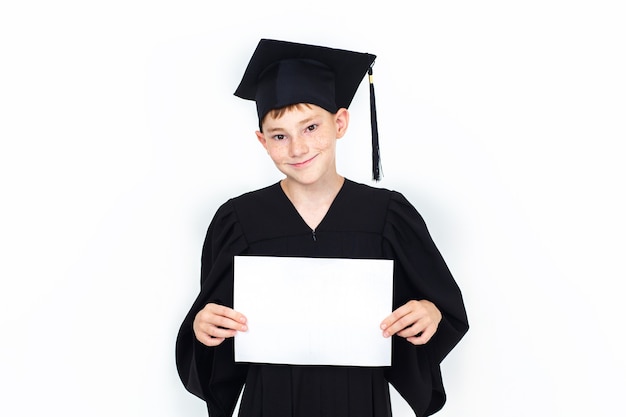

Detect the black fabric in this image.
[254,58,338,121]
[234,39,376,122]
[175,179,469,417]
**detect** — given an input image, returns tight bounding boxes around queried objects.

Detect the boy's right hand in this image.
[193,303,248,347]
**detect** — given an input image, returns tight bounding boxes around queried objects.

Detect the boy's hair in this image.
[260,103,313,130]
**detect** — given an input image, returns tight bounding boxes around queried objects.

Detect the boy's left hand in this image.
[380,300,442,345]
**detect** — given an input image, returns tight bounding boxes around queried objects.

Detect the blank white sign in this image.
[233,256,394,367]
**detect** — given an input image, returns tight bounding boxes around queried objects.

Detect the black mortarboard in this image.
[234,39,382,181]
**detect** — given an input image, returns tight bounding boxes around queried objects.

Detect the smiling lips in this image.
[290,155,317,168]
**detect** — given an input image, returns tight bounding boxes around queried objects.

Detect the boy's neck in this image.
[280,175,345,230]
[281,174,344,203]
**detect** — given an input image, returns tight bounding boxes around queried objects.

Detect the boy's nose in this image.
[289,135,308,157]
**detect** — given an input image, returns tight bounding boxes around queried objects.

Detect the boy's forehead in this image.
[261,104,328,129]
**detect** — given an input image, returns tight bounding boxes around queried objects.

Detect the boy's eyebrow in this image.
[264,116,318,134]
[264,126,285,134]
[298,116,316,126]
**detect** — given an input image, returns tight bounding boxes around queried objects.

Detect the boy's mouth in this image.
[290,155,317,168]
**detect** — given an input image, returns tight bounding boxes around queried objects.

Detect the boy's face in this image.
[256,104,349,186]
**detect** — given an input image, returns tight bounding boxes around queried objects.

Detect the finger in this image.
[406,331,432,345]
[206,325,239,339]
[209,314,248,332]
[394,310,439,338]
[382,309,424,337]
[207,304,248,325]
[380,300,425,332]
[383,315,418,337]
[195,318,243,340]
[195,324,238,347]
[406,324,438,345]
[394,322,425,339]
[193,309,247,347]
[194,324,227,346]
[197,332,225,347]
[198,305,248,332]
[380,302,415,328]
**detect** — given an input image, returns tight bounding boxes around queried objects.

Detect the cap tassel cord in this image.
[368,65,382,181]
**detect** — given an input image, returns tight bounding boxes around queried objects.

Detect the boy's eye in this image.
[273,134,285,140]
[306,124,318,132]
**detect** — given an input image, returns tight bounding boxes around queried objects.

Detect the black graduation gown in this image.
[176,179,469,417]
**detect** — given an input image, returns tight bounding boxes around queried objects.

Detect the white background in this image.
[1,1,625,416]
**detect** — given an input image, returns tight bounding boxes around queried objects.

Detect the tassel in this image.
[368,65,382,181]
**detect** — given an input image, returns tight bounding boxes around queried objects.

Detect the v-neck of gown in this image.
[276,179,348,233]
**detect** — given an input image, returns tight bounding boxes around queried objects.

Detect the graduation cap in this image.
[234,39,382,181]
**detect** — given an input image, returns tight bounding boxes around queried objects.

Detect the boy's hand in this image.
[380,300,442,345]
[193,303,247,347]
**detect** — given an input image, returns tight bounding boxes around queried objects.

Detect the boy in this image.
[176,38,468,417]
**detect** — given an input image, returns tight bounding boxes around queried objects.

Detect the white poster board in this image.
[234,256,394,367]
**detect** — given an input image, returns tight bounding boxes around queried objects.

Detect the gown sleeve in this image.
[175,200,250,417]
[382,191,469,417]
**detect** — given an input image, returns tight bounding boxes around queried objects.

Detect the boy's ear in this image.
[255,130,267,149]
[335,108,350,139]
